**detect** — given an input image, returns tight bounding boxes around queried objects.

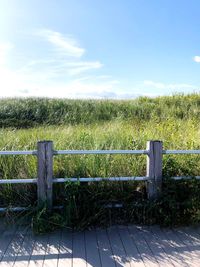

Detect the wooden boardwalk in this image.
[1,222,200,266]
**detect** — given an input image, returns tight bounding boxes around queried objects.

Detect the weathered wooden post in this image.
[37,141,53,211]
[146,140,163,199]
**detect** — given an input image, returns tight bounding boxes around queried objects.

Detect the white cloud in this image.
[6,80,138,99]
[1,30,199,99]
[143,80,198,91]
[0,36,120,98]
[66,61,103,75]
[21,29,104,77]
[193,56,200,63]
[19,59,103,79]
[36,29,85,58]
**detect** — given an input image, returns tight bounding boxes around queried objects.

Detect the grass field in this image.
[0,93,200,127]
[0,94,200,230]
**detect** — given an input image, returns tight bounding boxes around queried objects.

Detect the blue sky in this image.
[0,0,200,98]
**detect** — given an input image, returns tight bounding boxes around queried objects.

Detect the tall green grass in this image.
[1,94,200,229]
[0,93,200,127]
[0,118,200,205]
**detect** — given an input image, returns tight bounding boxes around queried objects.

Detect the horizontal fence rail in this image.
[53,176,148,183]
[0,177,148,184]
[0,150,37,155]
[1,149,200,156]
[0,178,37,184]
[171,176,200,180]
[0,140,200,212]
[163,150,200,154]
[55,149,148,155]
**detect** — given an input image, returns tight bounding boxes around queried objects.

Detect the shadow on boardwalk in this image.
[0,219,200,266]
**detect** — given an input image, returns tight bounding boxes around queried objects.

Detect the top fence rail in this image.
[0,149,200,156]
[163,150,200,154]
[54,149,148,155]
[0,150,37,155]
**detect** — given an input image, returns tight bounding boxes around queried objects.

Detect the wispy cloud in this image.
[8,80,139,99]
[19,59,103,78]
[0,31,121,98]
[143,80,198,91]
[2,30,199,99]
[25,29,104,77]
[36,29,85,58]
[193,56,200,63]
[66,61,103,75]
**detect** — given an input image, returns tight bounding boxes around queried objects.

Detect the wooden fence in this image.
[0,140,200,212]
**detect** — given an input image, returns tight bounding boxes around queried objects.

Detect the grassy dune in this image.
[0,94,200,229]
[0,93,200,127]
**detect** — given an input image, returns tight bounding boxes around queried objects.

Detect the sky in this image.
[0,0,200,99]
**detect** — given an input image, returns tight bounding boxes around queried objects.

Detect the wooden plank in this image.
[37,141,47,207]
[43,230,61,267]
[149,225,183,267]
[37,140,53,211]
[0,226,28,267]
[96,228,116,267]
[150,226,190,267]
[107,226,130,267]
[2,224,200,267]
[146,141,163,199]
[178,226,200,263]
[183,226,200,244]
[138,226,174,267]
[0,224,18,263]
[45,141,53,211]
[28,232,49,267]
[128,225,159,267]
[117,225,145,267]
[153,141,163,197]
[13,229,35,267]
[85,229,101,267]
[161,228,192,267]
[146,141,154,199]
[172,227,200,266]
[58,228,73,267]
[72,231,87,267]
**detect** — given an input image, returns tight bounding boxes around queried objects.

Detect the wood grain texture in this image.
[45,141,53,211]
[37,141,47,207]
[37,141,53,211]
[117,225,145,267]
[107,226,130,267]
[146,141,163,199]
[128,225,159,267]
[72,231,87,267]
[96,228,116,267]
[58,229,72,267]
[85,229,102,267]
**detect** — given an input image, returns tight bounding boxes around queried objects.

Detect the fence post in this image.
[146,140,163,199]
[37,141,53,211]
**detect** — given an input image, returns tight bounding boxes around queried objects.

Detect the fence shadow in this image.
[0,223,200,266]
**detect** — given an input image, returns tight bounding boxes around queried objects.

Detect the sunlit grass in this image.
[0,94,200,229]
[0,118,199,182]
